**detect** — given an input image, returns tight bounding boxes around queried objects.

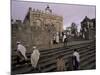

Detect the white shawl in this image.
[31,49,40,68]
[17,44,27,60]
[63,35,66,42]
[73,51,80,62]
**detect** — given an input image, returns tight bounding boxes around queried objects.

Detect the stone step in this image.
[12,44,94,69]
[37,41,94,55]
[12,40,93,57]
[38,45,95,66]
[11,41,95,74]
[42,49,95,72]
[80,53,95,68]
[40,43,89,54]
[41,44,90,58]
[39,47,95,69]
[12,44,95,70]
[82,61,96,70]
[42,64,56,72]
[12,43,94,65]
[13,46,95,73]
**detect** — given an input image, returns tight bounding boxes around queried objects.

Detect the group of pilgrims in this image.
[15,38,80,72]
[52,32,68,46]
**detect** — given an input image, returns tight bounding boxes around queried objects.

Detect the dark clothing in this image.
[16,51,27,64]
[53,39,56,44]
[72,56,79,70]
[64,38,68,46]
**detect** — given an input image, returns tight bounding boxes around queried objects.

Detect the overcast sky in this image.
[11,0,96,31]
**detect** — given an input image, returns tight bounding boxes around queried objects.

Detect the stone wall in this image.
[12,7,63,52]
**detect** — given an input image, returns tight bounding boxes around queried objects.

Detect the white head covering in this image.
[33,46,36,49]
[17,42,27,60]
[17,41,21,44]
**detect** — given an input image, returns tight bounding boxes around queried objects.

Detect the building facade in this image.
[12,5,63,51]
[80,16,96,40]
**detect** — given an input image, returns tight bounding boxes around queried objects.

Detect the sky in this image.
[11,0,96,31]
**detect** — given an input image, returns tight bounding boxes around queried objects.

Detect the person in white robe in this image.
[63,34,66,42]
[31,46,40,69]
[56,32,59,44]
[17,42,27,60]
[73,49,80,70]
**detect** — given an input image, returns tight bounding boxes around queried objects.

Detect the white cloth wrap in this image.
[73,52,80,62]
[31,49,40,68]
[17,44,27,60]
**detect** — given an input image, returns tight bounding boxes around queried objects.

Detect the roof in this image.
[81,16,91,23]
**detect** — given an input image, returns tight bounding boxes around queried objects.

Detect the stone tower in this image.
[45,5,52,14]
[12,6,63,51]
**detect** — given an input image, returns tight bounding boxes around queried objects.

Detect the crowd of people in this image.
[52,32,68,47]
[15,41,80,72]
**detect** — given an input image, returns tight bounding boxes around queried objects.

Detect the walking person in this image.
[16,41,28,65]
[72,49,80,70]
[56,54,66,71]
[31,46,40,72]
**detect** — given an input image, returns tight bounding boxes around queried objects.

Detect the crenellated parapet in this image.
[25,6,63,32]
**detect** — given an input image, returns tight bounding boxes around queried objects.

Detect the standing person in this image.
[72,49,80,70]
[53,35,56,44]
[64,37,68,47]
[31,46,40,72]
[56,54,66,71]
[59,32,62,43]
[16,41,28,64]
[55,32,59,44]
[63,34,66,43]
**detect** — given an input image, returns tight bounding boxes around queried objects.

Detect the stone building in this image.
[80,16,96,40]
[12,5,63,51]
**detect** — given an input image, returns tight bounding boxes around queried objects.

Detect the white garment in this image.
[56,35,59,43]
[31,49,40,68]
[17,44,27,60]
[73,51,80,62]
[63,35,66,42]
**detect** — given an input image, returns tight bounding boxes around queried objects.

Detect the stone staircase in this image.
[11,40,96,74]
